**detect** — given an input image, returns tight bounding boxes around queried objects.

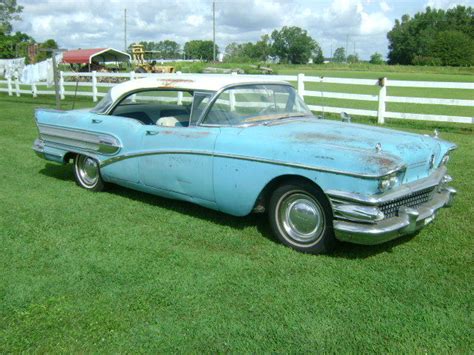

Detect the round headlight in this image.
[389,175,399,188]
[379,178,391,192]
[379,173,401,192]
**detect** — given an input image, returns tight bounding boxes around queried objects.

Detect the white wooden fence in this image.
[1,71,473,124]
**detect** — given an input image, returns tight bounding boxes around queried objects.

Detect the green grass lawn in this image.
[0,93,473,353]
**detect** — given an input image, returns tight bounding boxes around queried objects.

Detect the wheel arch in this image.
[253,174,332,213]
[63,152,77,164]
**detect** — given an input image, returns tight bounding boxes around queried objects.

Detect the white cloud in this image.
[185,15,204,27]
[11,0,436,60]
[380,0,392,12]
[425,0,470,8]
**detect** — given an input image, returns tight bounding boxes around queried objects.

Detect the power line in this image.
[124,8,127,52]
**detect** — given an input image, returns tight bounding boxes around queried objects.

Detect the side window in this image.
[110,90,193,127]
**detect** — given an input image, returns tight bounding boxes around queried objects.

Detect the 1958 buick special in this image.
[33,74,457,254]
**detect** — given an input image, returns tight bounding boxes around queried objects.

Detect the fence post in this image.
[297,73,305,98]
[59,71,65,99]
[15,73,20,97]
[92,71,98,102]
[32,83,37,98]
[377,77,387,124]
[130,71,136,103]
[7,76,12,96]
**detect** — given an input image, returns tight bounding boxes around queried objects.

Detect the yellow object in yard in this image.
[132,43,175,73]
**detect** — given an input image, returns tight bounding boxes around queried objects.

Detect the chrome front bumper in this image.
[329,167,456,245]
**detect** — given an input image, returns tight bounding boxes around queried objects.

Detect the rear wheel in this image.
[268,181,336,254]
[73,154,105,192]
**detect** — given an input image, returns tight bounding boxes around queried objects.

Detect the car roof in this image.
[109,74,291,101]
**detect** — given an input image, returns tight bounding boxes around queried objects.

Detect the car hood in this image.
[217,118,455,182]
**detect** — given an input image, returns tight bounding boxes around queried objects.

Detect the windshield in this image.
[203,84,313,126]
[90,91,113,114]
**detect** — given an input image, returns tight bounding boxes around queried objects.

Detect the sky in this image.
[12,0,473,60]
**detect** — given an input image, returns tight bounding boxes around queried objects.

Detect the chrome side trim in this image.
[99,149,400,179]
[37,124,121,155]
[327,166,448,205]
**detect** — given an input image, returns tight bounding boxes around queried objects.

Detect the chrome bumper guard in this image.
[329,167,456,245]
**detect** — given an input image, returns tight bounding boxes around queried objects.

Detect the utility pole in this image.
[124,8,127,52]
[40,48,64,110]
[345,34,348,59]
[212,1,216,62]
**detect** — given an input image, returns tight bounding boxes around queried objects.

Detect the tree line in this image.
[1,0,473,67]
[387,6,473,66]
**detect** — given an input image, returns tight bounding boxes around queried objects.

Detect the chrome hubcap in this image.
[277,192,325,245]
[77,156,99,187]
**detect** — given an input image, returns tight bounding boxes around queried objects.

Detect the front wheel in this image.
[73,154,105,192]
[268,181,336,254]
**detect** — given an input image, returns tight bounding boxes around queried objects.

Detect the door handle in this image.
[92,118,102,124]
[146,130,159,136]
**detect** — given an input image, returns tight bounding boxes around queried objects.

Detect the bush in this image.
[412,56,443,66]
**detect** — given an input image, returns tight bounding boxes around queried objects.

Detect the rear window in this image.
[90,91,113,114]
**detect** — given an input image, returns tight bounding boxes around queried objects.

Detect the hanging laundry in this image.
[0,58,26,78]
[19,53,63,85]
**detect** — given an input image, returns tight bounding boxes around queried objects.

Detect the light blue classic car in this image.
[33,75,456,254]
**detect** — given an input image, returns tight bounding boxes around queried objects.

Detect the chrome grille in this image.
[379,187,435,219]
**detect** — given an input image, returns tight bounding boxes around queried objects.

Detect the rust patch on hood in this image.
[294,132,361,143]
[365,154,398,169]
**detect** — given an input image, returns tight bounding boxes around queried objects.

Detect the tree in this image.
[346,54,359,64]
[157,40,180,59]
[369,52,384,64]
[387,5,474,65]
[333,47,345,62]
[0,30,33,59]
[224,35,272,62]
[36,39,58,62]
[270,26,320,64]
[431,30,474,66]
[0,0,23,34]
[253,34,272,61]
[313,46,324,64]
[184,40,217,61]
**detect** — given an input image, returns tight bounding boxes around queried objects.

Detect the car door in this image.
[138,125,219,204]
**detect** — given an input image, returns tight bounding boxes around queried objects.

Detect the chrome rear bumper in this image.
[333,186,456,245]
